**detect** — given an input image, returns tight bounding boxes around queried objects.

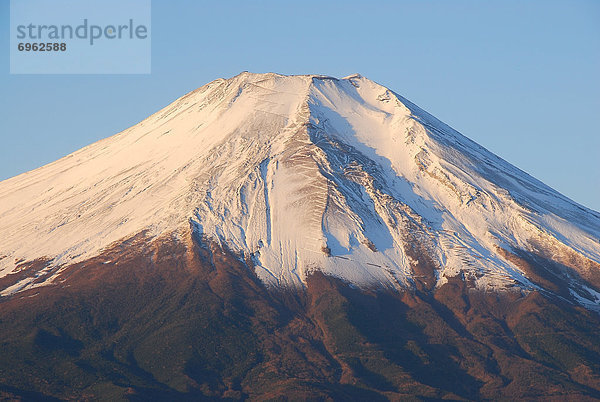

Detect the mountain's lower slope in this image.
[0,72,599,311]
[1,231,599,401]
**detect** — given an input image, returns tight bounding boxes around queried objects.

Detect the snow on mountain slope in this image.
[0,72,599,306]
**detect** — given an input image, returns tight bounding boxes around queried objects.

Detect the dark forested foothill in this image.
[1,233,599,401]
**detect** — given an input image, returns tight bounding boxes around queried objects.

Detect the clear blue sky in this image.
[1,0,599,211]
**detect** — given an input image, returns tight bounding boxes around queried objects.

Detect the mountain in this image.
[1,72,599,400]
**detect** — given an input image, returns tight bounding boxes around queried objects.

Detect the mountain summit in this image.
[2,73,600,400]
[1,72,599,307]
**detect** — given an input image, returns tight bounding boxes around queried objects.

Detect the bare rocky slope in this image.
[1,231,599,400]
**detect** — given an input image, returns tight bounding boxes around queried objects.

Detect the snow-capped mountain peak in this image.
[1,72,599,308]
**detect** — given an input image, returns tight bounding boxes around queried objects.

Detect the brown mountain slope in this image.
[0,229,599,400]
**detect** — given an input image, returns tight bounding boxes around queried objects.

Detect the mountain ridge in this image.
[0,72,599,311]
[2,72,600,400]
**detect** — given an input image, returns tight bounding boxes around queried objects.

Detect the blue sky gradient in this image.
[1,0,598,210]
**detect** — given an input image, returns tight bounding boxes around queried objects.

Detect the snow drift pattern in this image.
[0,72,599,308]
